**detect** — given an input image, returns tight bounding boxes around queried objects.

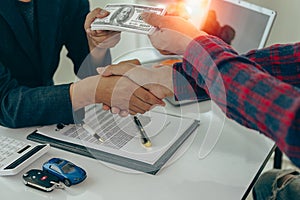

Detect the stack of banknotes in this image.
[91,4,166,34]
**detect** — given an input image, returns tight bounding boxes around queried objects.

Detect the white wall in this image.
[246,0,300,45]
[54,0,300,84]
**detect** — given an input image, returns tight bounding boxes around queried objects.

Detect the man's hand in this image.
[141,12,207,55]
[96,76,164,115]
[85,8,121,50]
[70,72,164,116]
[98,61,174,100]
[101,59,146,115]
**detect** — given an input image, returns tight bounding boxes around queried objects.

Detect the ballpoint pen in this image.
[133,116,152,148]
[82,124,104,143]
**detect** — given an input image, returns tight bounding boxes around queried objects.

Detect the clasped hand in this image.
[85,8,121,49]
[97,60,174,116]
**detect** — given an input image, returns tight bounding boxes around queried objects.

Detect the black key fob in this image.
[23,169,61,192]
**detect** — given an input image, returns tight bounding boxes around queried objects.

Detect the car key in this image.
[23,169,64,192]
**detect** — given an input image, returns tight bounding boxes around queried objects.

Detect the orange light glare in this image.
[166,1,191,19]
[184,0,211,28]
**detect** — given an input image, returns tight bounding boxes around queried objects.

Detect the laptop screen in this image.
[166,0,276,106]
[202,0,276,54]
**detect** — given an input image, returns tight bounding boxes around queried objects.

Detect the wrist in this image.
[70,76,99,110]
[87,36,96,51]
[156,66,174,98]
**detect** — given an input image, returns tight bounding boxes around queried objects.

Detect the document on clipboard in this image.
[27,105,199,175]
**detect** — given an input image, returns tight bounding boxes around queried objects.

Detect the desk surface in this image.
[0,101,274,200]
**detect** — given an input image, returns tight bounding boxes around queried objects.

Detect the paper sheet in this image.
[37,105,196,165]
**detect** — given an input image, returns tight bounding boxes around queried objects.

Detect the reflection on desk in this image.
[0,101,275,200]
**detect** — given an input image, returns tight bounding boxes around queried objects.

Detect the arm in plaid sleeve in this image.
[172,63,209,101]
[173,35,300,167]
[244,43,300,87]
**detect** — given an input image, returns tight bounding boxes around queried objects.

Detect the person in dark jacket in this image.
[0,0,162,128]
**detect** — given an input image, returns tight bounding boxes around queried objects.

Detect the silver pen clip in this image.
[50,181,65,190]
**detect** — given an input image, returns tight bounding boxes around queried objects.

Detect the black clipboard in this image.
[27,120,199,175]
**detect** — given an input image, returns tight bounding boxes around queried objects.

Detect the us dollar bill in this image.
[91,4,166,34]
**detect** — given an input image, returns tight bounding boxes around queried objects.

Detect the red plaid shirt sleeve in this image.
[173,35,300,167]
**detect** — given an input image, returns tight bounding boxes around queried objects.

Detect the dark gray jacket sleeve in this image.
[0,0,111,128]
[0,64,74,128]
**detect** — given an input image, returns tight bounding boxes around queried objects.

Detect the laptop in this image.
[203,0,276,53]
[167,0,276,106]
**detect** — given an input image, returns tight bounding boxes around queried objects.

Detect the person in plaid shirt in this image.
[100,12,300,200]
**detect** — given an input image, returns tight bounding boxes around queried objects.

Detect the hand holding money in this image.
[141,12,207,55]
[91,4,166,35]
[85,8,121,49]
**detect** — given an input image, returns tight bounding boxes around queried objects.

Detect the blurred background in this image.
[54,0,300,84]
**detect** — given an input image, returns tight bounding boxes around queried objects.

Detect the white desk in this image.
[0,100,274,200]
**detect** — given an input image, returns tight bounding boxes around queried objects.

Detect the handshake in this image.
[71,59,175,117]
[71,9,206,116]
[97,59,175,116]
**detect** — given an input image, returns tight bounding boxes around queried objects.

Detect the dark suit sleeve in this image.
[0,0,115,128]
[0,63,74,128]
[63,0,111,78]
[0,0,97,128]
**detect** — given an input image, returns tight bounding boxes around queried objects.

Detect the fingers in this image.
[110,85,163,114]
[128,94,150,114]
[129,110,138,116]
[134,87,165,106]
[157,49,176,55]
[104,90,165,117]
[102,65,156,94]
[97,59,142,77]
[89,30,118,40]
[110,107,120,114]
[142,12,203,56]
[96,75,164,117]
[100,63,138,77]
[105,91,158,117]
[98,64,172,99]
[85,8,109,32]
[102,105,130,117]
[141,12,165,28]
[119,110,129,117]
[85,8,121,48]
[141,12,180,30]
[102,104,110,111]
[97,60,165,117]
[92,31,121,48]
[118,59,141,65]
